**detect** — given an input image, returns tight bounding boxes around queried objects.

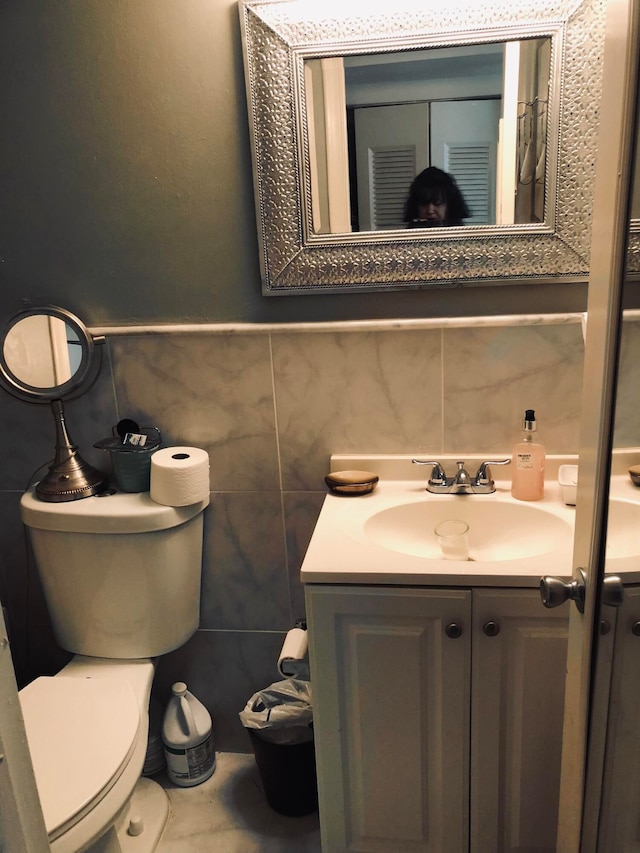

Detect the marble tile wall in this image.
[0,317,606,750]
[613,314,640,447]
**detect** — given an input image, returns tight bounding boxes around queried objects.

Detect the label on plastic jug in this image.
[165,734,216,783]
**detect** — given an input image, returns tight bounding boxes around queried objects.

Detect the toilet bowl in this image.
[19,487,210,853]
[20,657,166,853]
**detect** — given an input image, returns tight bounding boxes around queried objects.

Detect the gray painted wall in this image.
[0,0,590,326]
[2,0,639,752]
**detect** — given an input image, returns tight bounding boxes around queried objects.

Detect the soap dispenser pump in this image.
[511,409,545,501]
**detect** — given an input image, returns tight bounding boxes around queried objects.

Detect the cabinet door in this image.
[596,586,640,850]
[471,588,569,853]
[306,585,471,853]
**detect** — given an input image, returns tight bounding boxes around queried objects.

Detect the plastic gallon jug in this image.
[162,682,216,787]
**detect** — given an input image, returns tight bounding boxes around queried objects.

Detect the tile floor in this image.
[156,752,322,853]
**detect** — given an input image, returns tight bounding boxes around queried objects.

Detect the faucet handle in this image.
[474,459,511,486]
[412,459,447,484]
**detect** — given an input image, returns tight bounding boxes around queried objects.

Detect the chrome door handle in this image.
[540,570,586,612]
[540,569,624,613]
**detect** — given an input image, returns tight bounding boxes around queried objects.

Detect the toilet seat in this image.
[19,675,140,842]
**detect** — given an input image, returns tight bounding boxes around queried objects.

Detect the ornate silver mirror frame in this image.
[239,0,606,294]
[630,228,640,274]
[629,104,640,273]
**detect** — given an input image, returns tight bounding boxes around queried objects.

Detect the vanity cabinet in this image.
[470,589,569,853]
[596,586,640,850]
[305,584,571,853]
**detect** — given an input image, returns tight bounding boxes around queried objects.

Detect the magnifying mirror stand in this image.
[36,399,108,502]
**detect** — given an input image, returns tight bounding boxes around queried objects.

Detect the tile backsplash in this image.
[1,313,637,751]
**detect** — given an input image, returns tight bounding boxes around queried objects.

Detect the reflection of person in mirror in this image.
[404,166,470,227]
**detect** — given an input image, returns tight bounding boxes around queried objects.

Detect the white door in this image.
[546,2,640,850]
[0,607,50,852]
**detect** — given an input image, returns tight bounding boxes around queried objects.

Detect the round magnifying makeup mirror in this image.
[0,306,108,501]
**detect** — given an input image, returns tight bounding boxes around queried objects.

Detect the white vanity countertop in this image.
[301,457,640,588]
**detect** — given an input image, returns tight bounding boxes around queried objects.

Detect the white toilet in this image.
[19,486,209,853]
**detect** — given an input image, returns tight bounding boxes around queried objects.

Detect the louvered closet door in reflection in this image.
[354,102,430,231]
[446,143,493,225]
[431,98,501,225]
[369,147,416,229]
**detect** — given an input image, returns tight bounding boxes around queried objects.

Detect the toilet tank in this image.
[20,488,209,659]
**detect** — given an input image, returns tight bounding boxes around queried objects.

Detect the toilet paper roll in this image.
[277,627,309,679]
[150,446,210,506]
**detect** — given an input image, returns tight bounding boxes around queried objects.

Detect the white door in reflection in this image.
[431,98,500,225]
[353,98,499,230]
[353,101,429,231]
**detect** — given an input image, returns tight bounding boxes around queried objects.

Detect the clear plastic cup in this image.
[434,519,469,561]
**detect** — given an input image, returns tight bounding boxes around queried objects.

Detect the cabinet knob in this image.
[600,620,611,636]
[632,621,640,636]
[602,575,624,609]
[445,623,463,639]
[483,621,500,637]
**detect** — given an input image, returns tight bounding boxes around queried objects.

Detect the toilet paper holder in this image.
[278,620,309,680]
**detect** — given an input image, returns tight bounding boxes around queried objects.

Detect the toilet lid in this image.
[19,675,140,838]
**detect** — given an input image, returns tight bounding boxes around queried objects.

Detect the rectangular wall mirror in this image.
[239,0,607,294]
[306,38,550,234]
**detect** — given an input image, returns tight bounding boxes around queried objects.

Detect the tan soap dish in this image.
[629,465,640,487]
[325,470,379,496]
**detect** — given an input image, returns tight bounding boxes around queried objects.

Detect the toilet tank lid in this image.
[20,488,209,534]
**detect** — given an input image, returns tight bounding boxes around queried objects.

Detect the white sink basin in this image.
[300,455,640,587]
[607,499,640,559]
[364,499,573,562]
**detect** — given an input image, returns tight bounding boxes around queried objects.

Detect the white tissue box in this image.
[558,464,578,505]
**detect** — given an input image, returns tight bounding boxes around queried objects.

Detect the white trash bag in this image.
[240,679,313,745]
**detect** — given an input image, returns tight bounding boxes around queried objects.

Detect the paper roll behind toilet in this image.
[150,447,210,506]
[278,627,309,679]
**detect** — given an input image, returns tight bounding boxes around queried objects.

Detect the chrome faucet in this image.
[412,458,511,494]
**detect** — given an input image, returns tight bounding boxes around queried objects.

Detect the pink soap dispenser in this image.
[511,409,545,501]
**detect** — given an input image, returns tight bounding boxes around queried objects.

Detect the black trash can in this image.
[247,727,318,816]
[240,678,317,817]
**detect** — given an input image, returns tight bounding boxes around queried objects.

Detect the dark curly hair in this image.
[404,166,470,227]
